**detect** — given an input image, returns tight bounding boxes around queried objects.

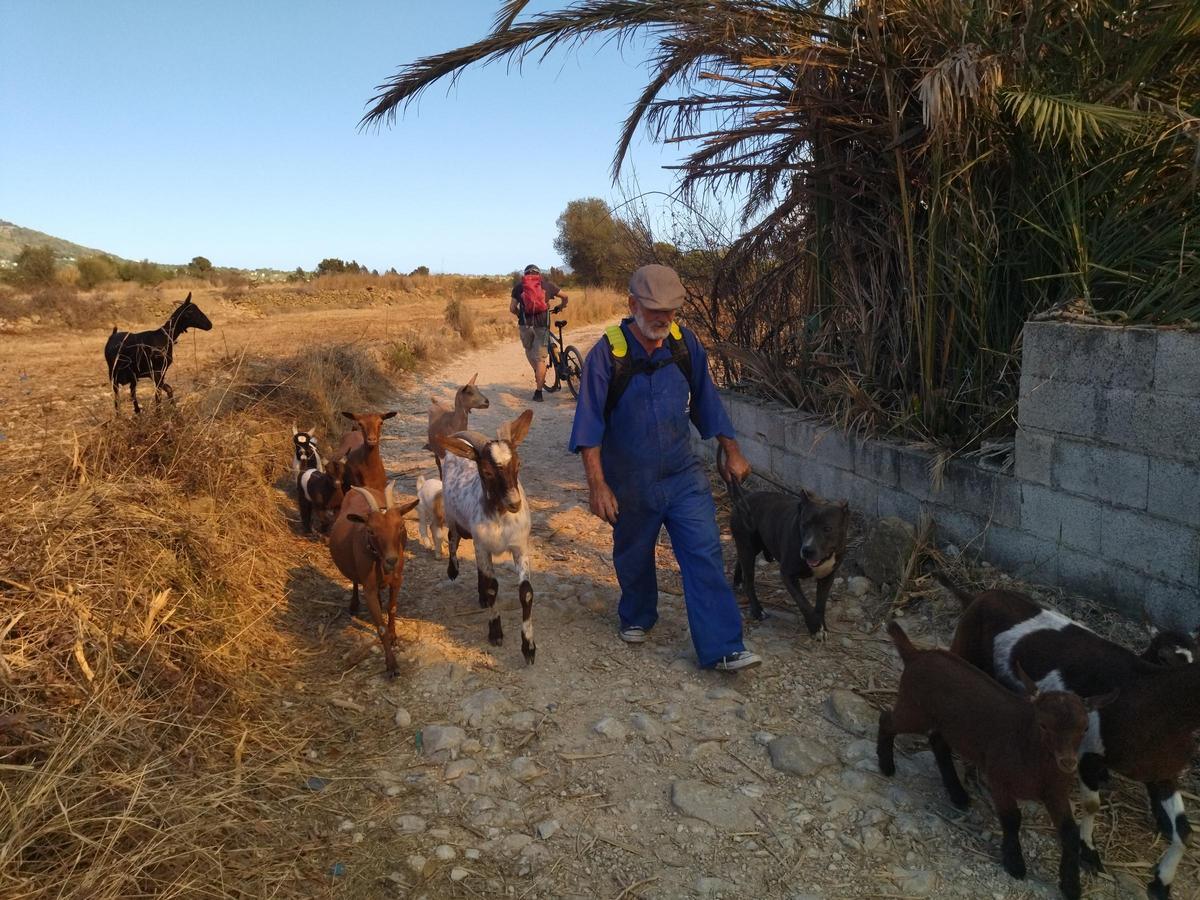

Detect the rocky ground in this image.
[275,323,1197,899]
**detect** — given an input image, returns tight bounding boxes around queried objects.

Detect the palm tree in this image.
[364,0,1200,445]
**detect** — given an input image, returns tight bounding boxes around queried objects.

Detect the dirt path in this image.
[282,327,1161,900]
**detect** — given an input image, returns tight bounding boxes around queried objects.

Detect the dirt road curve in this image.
[289,325,1145,900]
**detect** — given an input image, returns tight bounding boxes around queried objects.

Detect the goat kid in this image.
[327,482,418,676]
[105,292,212,413]
[426,373,490,477]
[437,410,536,664]
[291,423,324,475]
[944,575,1198,899]
[338,410,397,491]
[298,459,345,535]
[1141,615,1198,667]
[416,475,446,558]
[878,621,1113,900]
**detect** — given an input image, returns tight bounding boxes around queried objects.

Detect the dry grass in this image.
[0,345,397,898]
[561,286,626,326]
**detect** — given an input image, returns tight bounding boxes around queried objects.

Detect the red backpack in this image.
[520,274,547,316]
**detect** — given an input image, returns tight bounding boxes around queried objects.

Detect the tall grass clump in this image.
[363,0,1200,447]
[0,348,396,898]
[444,294,478,346]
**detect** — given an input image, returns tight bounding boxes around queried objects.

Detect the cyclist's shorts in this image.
[519,326,549,365]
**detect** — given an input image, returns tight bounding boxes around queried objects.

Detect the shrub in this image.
[444,295,478,346]
[77,255,120,289]
[15,245,57,285]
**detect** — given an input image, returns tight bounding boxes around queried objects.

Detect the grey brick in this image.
[1101,508,1200,588]
[724,395,756,437]
[931,506,989,551]
[805,425,855,471]
[991,476,1022,529]
[1019,484,1104,552]
[1057,548,1118,605]
[1018,374,1100,438]
[745,400,788,448]
[934,459,997,519]
[839,474,878,519]
[1147,458,1200,528]
[876,486,923,525]
[984,527,1059,583]
[1014,428,1054,486]
[783,414,819,454]
[896,448,937,501]
[774,451,837,499]
[739,436,773,477]
[1155,331,1200,398]
[853,440,899,487]
[1100,390,1200,462]
[1140,578,1200,632]
[1050,439,1149,510]
[1021,321,1157,390]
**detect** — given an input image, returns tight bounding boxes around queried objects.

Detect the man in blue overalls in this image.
[569,264,761,671]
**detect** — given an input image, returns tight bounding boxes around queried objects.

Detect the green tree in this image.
[409,265,430,277]
[76,254,119,289]
[553,198,632,286]
[316,258,347,276]
[188,256,213,276]
[15,245,57,285]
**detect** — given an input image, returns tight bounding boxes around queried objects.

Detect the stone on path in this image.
[592,716,627,740]
[767,735,837,777]
[861,517,916,586]
[696,876,737,896]
[393,707,411,728]
[892,868,936,897]
[847,576,873,598]
[670,780,758,832]
[511,756,548,782]
[394,815,426,834]
[825,689,877,737]
[450,867,469,882]
[534,819,560,840]
[421,724,466,757]
[461,688,514,728]
[629,712,664,741]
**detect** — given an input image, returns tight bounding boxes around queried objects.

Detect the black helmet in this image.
[523,264,540,275]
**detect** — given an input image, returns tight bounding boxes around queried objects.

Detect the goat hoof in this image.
[1147,876,1169,900]
[1079,843,1104,873]
[1002,856,1026,880]
[949,790,970,810]
[749,607,766,622]
[522,642,536,665]
[447,563,459,580]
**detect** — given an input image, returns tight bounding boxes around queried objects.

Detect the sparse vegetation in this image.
[15,245,57,285]
[444,294,478,346]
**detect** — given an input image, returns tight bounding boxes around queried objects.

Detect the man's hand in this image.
[717,436,751,485]
[588,480,619,525]
[580,446,618,524]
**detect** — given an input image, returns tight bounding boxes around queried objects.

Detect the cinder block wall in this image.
[698,322,1199,627]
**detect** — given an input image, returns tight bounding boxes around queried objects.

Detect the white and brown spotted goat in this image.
[436,410,536,664]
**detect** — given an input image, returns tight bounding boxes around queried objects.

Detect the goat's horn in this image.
[292,422,299,436]
[456,430,490,453]
[385,480,397,510]
[351,485,382,514]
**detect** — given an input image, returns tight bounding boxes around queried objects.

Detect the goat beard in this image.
[633,309,672,342]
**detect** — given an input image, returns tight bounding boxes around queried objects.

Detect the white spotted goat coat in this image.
[441,452,531,569]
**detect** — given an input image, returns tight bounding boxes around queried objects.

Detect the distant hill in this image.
[0,220,127,264]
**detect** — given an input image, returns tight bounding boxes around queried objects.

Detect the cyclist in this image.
[510,264,568,402]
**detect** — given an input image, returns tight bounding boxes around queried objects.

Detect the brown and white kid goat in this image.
[426,373,490,477]
[437,410,536,664]
[878,621,1113,900]
[327,482,418,676]
[944,577,1196,900]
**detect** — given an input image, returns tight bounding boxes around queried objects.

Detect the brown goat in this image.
[338,410,397,491]
[297,458,346,535]
[426,374,490,476]
[878,621,1114,900]
[943,576,1200,900]
[327,482,418,676]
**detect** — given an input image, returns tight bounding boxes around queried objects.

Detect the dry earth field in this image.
[0,282,1197,899]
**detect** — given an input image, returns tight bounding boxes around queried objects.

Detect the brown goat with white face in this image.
[426,373,490,477]
[327,482,418,676]
[338,410,397,491]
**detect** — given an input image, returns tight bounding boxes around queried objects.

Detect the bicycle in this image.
[543,309,584,398]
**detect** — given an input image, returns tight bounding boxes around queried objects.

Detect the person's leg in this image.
[662,468,746,667]
[532,327,549,393]
[612,484,665,633]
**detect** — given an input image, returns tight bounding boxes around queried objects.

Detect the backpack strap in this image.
[603,322,694,419]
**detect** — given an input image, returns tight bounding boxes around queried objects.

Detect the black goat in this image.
[105,293,212,413]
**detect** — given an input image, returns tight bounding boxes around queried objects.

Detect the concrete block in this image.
[1101,508,1200,588]
[1050,439,1149,510]
[853,439,899,487]
[984,527,1059,583]
[1013,428,1054,486]
[896,448,937,501]
[806,425,855,471]
[934,459,997,519]
[1057,548,1119,605]
[1018,374,1100,438]
[1100,390,1200,462]
[774,452,840,500]
[783,414,819,455]
[725,395,758,438]
[931,506,988,551]
[739,436,773,478]
[1019,483,1104,553]
[991,476,1022,529]
[1147,458,1200,528]
[744,399,788,448]
[840,473,878,520]
[1140,578,1200,632]
[1155,330,1200,398]
[876,486,923,526]
[1021,321,1157,390]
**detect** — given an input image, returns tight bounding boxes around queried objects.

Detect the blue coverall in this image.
[569,318,746,667]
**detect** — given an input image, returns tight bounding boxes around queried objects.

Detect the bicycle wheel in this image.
[545,343,562,393]
[564,346,584,398]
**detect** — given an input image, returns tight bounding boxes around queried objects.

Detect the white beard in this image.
[633,309,672,342]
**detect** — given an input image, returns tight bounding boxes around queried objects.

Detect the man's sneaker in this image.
[714,650,762,671]
[532,389,544,402]
[619,626,647,644]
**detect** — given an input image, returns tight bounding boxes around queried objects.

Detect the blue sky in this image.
[0,1,692,274]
